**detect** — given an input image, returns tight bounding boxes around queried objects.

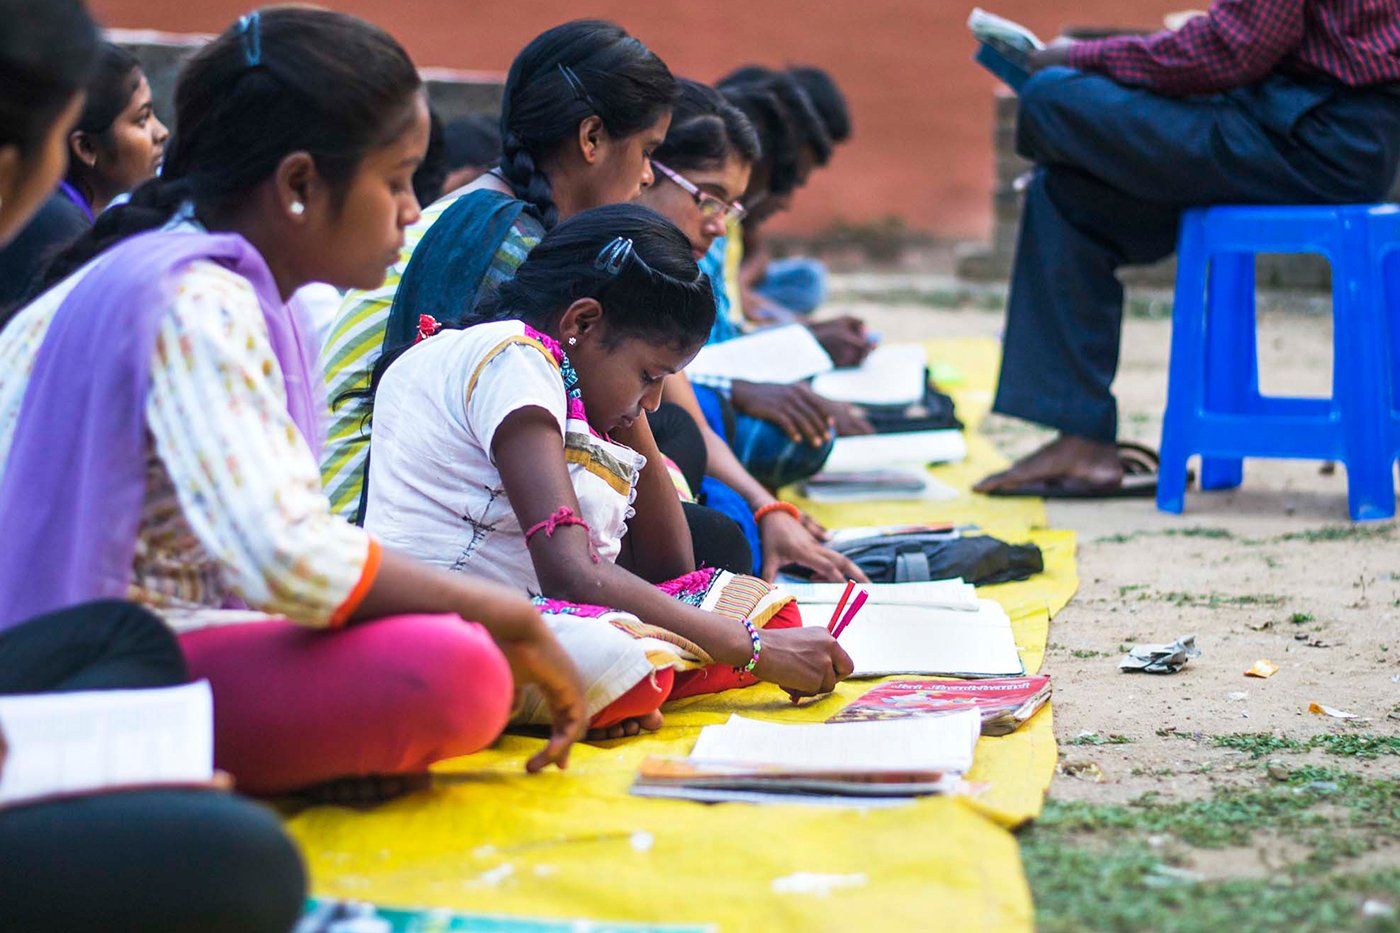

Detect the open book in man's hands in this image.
[968,8,1045,91]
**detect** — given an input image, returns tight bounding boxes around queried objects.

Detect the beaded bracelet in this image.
[734,618,762,674]
[754,501,801,523]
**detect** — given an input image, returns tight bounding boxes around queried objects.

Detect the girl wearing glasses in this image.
[636,80,867,585]
[362,204,854,740]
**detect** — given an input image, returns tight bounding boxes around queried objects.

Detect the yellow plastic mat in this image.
[286,339,1075,932]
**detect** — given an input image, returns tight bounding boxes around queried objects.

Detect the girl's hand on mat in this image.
[500,622,588,772]
[731,381,834,447]
[758,511,869,584]
[753,626,855,698]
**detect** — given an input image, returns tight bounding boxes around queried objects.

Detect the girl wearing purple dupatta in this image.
[0,8,586,795]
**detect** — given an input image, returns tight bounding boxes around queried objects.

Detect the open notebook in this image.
[0,681,214,807]
[804,599,1024,678]
[685,325,833,385]
[822,430,967,472]
[811,344,928,407]
[783,578,980,611]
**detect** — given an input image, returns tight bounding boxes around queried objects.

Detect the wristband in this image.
[734,618,762,674]
[754,501,801,523]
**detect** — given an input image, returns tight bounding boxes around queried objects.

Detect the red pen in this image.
[826,580,856,633]
[832,589,869,640]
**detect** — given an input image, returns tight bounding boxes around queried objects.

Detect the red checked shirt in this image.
[1067,0,1400,97]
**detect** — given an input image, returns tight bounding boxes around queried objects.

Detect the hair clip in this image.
[238,12,263,67]
[594,237,634,276]
[557,63,595,107]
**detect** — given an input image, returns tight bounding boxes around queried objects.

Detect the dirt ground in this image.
[836,283,1400,890]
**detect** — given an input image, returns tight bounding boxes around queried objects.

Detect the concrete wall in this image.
[91,0,1193,240]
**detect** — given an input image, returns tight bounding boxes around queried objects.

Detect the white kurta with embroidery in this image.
[0,259,374,633]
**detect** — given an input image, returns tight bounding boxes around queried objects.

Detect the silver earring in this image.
[289,201,305,216]
[567,336,577,346]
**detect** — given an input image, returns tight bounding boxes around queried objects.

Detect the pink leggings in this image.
[180,614,514,796]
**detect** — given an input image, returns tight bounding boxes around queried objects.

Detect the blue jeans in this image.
[755,257,828,315]
[993,68,1400,442]
[692,385,834,491]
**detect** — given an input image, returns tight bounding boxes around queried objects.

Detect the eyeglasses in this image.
[651,161,746,224]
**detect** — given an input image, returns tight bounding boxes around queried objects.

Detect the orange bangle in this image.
[754,501,801,523]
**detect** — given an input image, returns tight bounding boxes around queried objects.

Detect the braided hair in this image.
[40,7,422,289]
[497,20,676,230]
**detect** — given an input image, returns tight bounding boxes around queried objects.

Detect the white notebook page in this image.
[811,343,928,406]
[686,325,833,384]
[822,430,967,472]
[805,599,1023,677]
[0,681,214,806]
[689,710,981,774]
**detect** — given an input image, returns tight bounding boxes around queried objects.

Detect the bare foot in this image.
[586,708,664,741]
[974,435,1123,494]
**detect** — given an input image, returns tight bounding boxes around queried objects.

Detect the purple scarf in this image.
[0,230,325,631]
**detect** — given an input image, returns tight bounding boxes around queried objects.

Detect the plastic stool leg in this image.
[1199,251,1256,490]
[1158,211,1209,514]
[1335,221,1396,521]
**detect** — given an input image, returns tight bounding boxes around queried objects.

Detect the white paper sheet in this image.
[805,599,1024,677]
[822,430,967,472]
[688,710,981,774]
[801,470,959,503]
[811,344,928,406]
[782,579,980,611]
[0,681,214,806]
[685,325,833,384]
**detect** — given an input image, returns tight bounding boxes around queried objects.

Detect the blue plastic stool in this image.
[1158,204,1400,521]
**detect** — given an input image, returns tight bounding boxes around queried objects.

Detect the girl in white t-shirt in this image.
[365,204,853,737]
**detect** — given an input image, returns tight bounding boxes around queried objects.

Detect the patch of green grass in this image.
[1023,767,1400,931]
[1275,524,1398,544]
[1070,649,1109,659]
[1291,612,1316,625]
[1095,527,1236,545]
[1208,733,1400,760]
[1065,733,1135,747]
[1150,591,1288,609]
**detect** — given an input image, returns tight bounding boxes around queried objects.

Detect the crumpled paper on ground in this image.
[1119,635,1200,674]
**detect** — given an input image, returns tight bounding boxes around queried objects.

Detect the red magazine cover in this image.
[827,675,1051,735]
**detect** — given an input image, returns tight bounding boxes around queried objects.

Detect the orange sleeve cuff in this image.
[329,537,383,629]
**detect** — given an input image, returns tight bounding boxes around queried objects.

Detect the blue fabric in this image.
[382,189,527,358]
[699,236,741,345]
[697,478,761,575]
[992,67,1400,442]
[692,383,730,442]
[731,413,833,490]
[754,257,828,315]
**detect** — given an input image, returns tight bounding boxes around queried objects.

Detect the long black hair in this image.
[651,79,760,174]
[718,68,831,196]
[0,0,99,157]
[64,43,143,188]
[790,66,851,144]
[359,203,713,412]
[481,203,714,350]
[42,6,422,287]
[498,20,676,230]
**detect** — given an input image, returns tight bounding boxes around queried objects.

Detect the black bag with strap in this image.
[829,532,1043,585]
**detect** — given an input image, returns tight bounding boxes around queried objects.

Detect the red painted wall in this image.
[90,0,1175,238]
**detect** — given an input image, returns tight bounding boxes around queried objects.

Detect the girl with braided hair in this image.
[321,19,675,524]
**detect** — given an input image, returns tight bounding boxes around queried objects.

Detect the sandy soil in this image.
[835,290,1400,878]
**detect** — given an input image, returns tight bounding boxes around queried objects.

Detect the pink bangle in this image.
[524,506,600,563]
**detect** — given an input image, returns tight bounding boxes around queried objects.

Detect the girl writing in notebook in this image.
[0,7,586,795]
[364,204,854,738]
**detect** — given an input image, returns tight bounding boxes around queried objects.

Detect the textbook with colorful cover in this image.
[630,711,981,803]
[827,675,1052,736]
[968,8,1043,90]
[298,900,714,933]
